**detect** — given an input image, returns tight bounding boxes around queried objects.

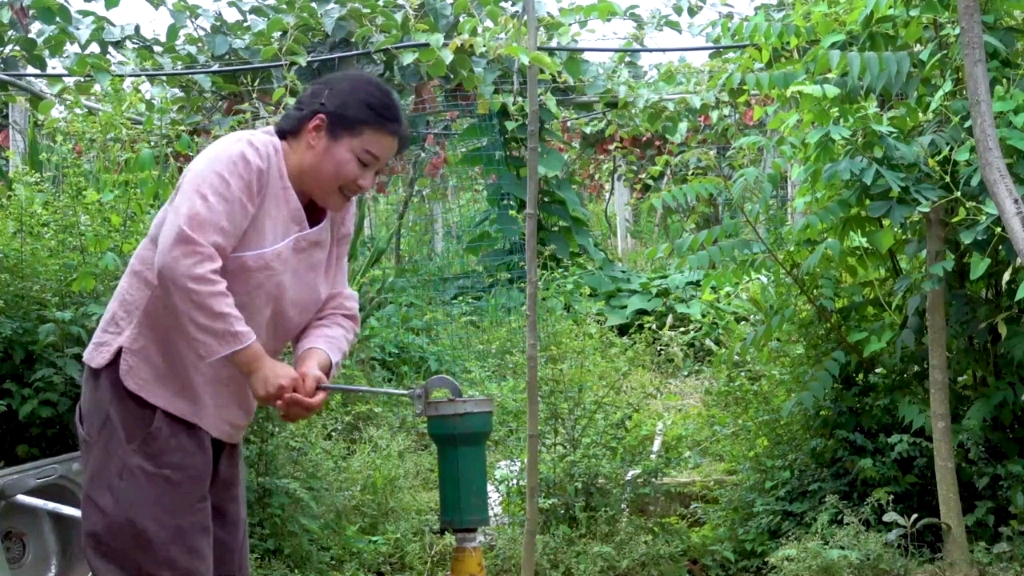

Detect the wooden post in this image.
[8,100,29,169]
[432,201,444,256]
[613,171,633,258]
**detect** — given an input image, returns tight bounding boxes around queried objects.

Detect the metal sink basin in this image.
[0,452,90,576]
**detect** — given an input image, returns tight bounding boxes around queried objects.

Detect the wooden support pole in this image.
[521,0,540,571]
[613,171,633,258]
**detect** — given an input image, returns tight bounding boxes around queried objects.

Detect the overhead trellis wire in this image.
[0,41,754,79]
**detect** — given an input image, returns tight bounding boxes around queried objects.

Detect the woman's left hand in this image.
[276,363,330,423]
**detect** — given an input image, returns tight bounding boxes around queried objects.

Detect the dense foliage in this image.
[3,0,1024,574]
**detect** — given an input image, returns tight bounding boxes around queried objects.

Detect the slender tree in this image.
[926,204,974,575]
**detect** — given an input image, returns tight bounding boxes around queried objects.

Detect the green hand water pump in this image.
[318,376,494,574]
[318,375,494,534]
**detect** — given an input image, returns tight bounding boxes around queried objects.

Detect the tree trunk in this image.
[521,0,540,572]
[926,204,974,575]
[957,0,1024,262]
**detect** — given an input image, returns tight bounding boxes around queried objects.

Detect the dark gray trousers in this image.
[75,350,250,575]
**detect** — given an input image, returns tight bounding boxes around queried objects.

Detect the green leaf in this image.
[828,50,842,71]
[970,253,992,280]
[864,337,887,356]
[604,306,630,326]
[984,34,1007,55]
[1000,128,1024,152]
[881,51,897,85]
[426,0,454,32]
[104,0,120,10]
[176,133,193,153]
[625,293,663,315]
[426,56,447,77]
[266,15,288,35]
[787,84,840,98]
[867,201,891,218]
[564,57,583,80]
[71,271,96,293]
[953,143,971,162]
[163,23,180,44]
[1015,281,1024,302]
[322,6,341,34]
[820,33,845,49]
[34,6,57,25]
[920,0,943,15]
[134,148,156,171]
[417,47,438,63]
[425,32,445,49]
[485,5,503,24]
[528,52,558,74]
[994,100,1017,113]
[866,228,895,253]
[863,51,880,91]
[538,146,566,176]
[36,98,56,116]
[55,4,73,24]
[209,34,230,57]
[847,52,862,83]
[543,230,571,259]
[94,70,113,87]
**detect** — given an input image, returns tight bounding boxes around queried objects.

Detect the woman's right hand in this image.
[248,358,302,406]
[229,341,301,406]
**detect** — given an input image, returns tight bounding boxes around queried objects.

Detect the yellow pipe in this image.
[449,532,485,576]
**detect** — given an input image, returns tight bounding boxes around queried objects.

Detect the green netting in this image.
[342,88,524,377]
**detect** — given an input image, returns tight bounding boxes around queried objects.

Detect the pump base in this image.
[448,531,485,576]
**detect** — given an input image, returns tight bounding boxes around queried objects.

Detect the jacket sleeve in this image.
[293,200,361,378]
[152,134,267,363]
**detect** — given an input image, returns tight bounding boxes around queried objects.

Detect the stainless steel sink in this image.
[0,452,90,576]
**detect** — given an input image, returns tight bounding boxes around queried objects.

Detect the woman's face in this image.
[295,114,399,213]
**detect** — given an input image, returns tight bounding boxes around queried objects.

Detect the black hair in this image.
[273,70,410,154]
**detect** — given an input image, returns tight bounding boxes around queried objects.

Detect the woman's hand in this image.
[276,349,331,423]
[231,343,302,406]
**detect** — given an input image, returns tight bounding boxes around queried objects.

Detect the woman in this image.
[74,69,409,575]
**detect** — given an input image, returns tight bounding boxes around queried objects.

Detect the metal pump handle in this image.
[317,374,463,416]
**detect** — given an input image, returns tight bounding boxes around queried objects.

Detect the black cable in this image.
[0,41,753,79]
[0,41,433,78]
[538,42,754,52]
[561,110,607,123]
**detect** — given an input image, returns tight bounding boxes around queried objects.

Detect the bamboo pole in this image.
[520,0,540,571]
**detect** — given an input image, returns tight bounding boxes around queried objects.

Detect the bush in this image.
[246,396,448,575]
[0,95,178,467]
[765,496,918,576]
